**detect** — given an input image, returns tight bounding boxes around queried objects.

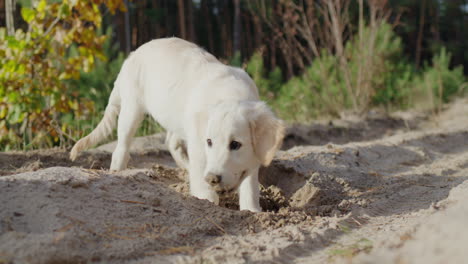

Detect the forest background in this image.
[0,0,467,150]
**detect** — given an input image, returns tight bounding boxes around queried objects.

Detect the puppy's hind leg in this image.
[110,103,144,171]
[165,132,189,170]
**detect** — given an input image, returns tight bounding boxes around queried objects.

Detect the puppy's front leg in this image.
[239,167,262,212]
[186,140,219,205]
[188,164,219,204]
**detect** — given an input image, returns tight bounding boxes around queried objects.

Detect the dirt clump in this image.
[289,181,321,208]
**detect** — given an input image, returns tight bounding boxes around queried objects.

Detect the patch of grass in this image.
[338,224,352,234]
[328,238,373,259]
[136,115,164,137]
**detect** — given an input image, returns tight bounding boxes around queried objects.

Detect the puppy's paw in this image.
[240,204,262,213]
[110,151,130,171]
[192,190,219,205]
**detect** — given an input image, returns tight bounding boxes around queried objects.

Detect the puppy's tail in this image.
[70,87,121,161]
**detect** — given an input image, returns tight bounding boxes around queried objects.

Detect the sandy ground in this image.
[1,99,468,264]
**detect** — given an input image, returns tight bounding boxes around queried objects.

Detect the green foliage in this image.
[252,23,411,121]
[66,27,162,142]
[410,48,466,111]
[68,27,125,114]
[245,51,282,103]
[247,23,466,122]
[60,27,124,144]
[1,1,466,151]
[229,51,242,68]
[0,0,126,151]
[352,23,415,109]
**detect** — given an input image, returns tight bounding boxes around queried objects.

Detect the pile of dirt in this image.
[281,109,424,149]
[0,167,253,263]
[0,134,174,177]
[1,99,468,263]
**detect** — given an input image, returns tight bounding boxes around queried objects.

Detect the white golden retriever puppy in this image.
[70,37,285,212]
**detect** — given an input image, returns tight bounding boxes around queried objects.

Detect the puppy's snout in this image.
[205,173,222,186]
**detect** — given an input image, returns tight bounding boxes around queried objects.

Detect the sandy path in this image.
[1,99,467,263]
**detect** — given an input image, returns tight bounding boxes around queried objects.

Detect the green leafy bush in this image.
[0,0,126,151]
[257,23,412,121]
[65,27,162,143]
[246,23,466,122]
[410,48,466,111]
[61,27,125,144]
[245,51,282,103]
[68,28,126,113]
[345,23,414,110]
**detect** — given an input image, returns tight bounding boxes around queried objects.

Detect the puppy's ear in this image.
[248,102,285,166]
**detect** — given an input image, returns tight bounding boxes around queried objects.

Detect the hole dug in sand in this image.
[167,160,350,217]
[164,161,346,232]
[258,161,348,216]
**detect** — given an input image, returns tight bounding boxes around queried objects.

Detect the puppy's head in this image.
[202,101,285,194]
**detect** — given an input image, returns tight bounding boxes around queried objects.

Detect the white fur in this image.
[70,38,285,212]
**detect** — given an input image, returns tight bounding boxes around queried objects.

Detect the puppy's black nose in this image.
[205,174,221,186]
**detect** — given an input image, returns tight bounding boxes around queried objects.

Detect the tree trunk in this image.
[224,0,233,58]
[431,1,440,43]
[152,0,160,38]
[136,0,147,46]
[124,0,131,53]
[177,0,186,39]
[164,0,172,36]
[252,15,262,50]
[186,0,196,42]
[5,0,15,36]
[202,0,214,52]
[270,39,276,69]
[218,1,228,57]
[233,0,241,56]
[415,0,426,68]
[244,14,253,57]
[113,11,126,53]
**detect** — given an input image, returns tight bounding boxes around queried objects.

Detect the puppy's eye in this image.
[229,141,242,151]
[207,139,212,147]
